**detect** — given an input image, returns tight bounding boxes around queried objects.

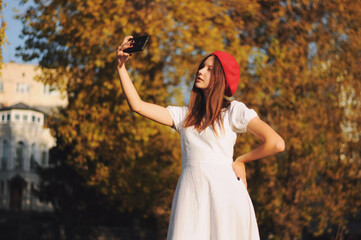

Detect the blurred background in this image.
[0,0,360,239]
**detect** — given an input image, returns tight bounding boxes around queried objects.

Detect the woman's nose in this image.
[199,68,205,75]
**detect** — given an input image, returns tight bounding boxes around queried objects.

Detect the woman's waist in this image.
[181,157,233,167]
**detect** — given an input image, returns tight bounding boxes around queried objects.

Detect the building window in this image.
[2,140,8,169]
[1,115,4,122]
[41,150,47,166]
[15,114,20,120]
[0,82,3,92]
[30,143,37,170]
[43,84,59,95]
[16,83,30,93]
[23,115,28,121]
[0,180,3,201]
[15,141,25,169]
[30,183,35,208]
[7,114,10,121]
[38,117,40,123]
[32,116,36,122]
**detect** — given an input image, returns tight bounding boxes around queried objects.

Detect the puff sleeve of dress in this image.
[166,106,188,132]
[229,101,258,133]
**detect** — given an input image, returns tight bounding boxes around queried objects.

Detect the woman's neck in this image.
[202,89,210,100]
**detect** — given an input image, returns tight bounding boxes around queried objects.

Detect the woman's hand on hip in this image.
[232,161,247,189]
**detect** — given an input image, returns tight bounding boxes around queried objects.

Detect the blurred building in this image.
[0,63,67,211]
[0,63,67,113]
[0,103,54,211]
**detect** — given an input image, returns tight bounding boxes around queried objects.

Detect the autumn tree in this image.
[0,0,6,70]
[230,1,361,239]
[15,0,245,238]
[17,0,361,239]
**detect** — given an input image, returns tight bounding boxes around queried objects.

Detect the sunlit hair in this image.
[184,54,231,135]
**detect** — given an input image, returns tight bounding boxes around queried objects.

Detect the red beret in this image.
[212,51,240,97]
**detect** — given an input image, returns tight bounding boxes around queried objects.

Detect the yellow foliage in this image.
[16,0,361,238]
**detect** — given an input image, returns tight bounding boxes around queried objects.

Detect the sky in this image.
[2,0,37,64]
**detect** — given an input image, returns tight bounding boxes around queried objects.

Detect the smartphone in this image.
[123,35,150,53]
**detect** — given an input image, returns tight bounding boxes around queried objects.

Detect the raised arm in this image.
[116,36,173,126]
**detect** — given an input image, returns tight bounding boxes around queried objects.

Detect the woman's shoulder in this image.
[227,100,258,115]
[227,100,248,112]
[227,100,258,133]
[166,105,189,120]
[166,105,188,132]
[230,99,246,106]
[166,105,188,113]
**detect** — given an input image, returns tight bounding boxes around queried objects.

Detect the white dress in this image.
[166,100,260,240]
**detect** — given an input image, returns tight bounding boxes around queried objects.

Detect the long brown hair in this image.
[184,54,231,135]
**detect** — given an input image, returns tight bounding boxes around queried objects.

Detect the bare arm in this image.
[232,117,285,188]
[236,117,285,164]
[116,36,173,126]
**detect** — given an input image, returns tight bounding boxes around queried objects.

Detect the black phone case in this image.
[123,36,150,53]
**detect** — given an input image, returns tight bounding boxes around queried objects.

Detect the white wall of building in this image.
[0,63,67,109]
[0,107,55,211]
[0,62,65,212]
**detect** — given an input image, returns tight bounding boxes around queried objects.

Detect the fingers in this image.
[117,35,134,53]
[232,162,247,187]
[121,36,134,50]
[117,42,132,52]
[116,36,135,68]
[116,48,130,61]
[123,35,133,44]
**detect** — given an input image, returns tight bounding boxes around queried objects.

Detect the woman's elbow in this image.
[129,101,143,113]
[274,138,285,153]
[130,105,140,113]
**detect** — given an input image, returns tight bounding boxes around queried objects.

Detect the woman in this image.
[117,36,285,240]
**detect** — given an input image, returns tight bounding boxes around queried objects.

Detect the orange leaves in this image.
[15,0,361,237]
[231,1,361,238]
[0,0,6,71]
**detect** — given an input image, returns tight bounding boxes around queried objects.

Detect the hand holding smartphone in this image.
[123,35,150,53]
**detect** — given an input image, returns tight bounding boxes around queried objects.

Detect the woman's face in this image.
[195,56,214,90]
